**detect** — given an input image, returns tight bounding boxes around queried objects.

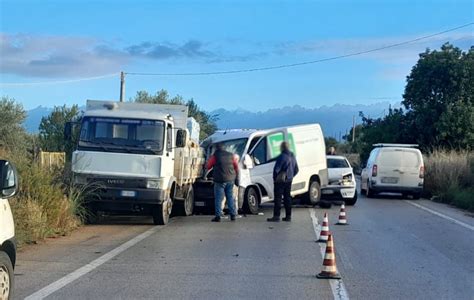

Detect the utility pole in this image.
[119,71,125,102]
[352,115,356,143]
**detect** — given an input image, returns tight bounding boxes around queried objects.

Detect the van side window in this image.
[251,137,267,165]
[166,124,173,152]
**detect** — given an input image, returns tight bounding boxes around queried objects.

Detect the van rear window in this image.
[378,150,420,167]
[327,158,349,168]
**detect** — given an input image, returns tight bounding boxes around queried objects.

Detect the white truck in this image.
[195,124,328,214]
[0,159,18,300]
[68,100,204,225]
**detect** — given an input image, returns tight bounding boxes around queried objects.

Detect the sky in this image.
[0,0,473,111]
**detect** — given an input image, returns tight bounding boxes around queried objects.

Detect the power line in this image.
[126,22,474,76]
[0,73,120,87]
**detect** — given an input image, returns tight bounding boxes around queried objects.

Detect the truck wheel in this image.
[174,187,195,216]
[0,251,14,300]
[345,193,358,206]
[306,180,321,205]
[153,199,172,225]
[243,187,259,215]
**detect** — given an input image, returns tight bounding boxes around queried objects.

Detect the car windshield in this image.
[327,158,350,168]
[79,117,165,154]
[210,138,248,157]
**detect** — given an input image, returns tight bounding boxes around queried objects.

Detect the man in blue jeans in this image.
[206,143,239,222]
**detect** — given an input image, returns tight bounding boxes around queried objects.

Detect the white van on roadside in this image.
[196,124,328,214]
[360,144,424,199]
[0,160,18,300]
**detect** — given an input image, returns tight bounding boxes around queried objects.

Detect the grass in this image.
[424,150,474,212]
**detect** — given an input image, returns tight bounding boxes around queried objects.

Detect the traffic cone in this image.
[318,213,330,243]
[335,203,348,225]
[316,234,341,279]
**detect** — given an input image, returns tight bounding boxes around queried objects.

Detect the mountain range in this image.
[25,102,399,140]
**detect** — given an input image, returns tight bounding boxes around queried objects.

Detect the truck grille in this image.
[87,177,147,189]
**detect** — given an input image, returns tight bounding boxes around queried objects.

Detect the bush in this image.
[424,150,473,211]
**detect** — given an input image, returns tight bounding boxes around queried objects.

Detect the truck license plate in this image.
[382,177,399,184]
[121,190,136,197]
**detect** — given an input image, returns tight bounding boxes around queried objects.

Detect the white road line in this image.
[309,209,350,300]
[404,200,474,231]
[25,225,164,300]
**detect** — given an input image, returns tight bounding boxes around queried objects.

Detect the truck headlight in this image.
[147,178,165,189]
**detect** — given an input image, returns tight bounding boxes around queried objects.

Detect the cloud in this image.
[125,40,214,59]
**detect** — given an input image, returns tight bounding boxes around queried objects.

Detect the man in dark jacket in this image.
[267,142,299,222]
[206,143,239,222]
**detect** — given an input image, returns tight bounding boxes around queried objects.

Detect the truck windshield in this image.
[210,138,248,157]
[78,117,165,154]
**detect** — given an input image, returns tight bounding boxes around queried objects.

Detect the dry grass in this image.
[424,150,474,211]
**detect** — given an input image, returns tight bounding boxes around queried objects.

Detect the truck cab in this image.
[69,100,204,225]
[0,159,19,300]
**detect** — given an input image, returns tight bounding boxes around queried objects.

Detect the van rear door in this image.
[377,149,421,188]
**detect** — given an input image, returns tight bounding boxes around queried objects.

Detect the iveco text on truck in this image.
[68,100,204,225]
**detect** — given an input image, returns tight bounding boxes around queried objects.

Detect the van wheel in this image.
[0,251,14,300]
[366,181,375,198]
[174,187,194,216]
[345,193,358,206]
[153,200,172,225]
[244,187,260,215]
[306,180,321,205]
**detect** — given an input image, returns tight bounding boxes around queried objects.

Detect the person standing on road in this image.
[206,143,239,222]
[267,142,299,222]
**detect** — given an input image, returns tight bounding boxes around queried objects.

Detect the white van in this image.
[196,124,328,214]
[0,160,18,300]
[360,144,424,199]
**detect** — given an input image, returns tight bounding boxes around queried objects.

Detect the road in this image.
[15,192,474,299]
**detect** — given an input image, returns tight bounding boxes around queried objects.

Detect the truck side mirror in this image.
[0,160,18,198]
[64,122,73,141]
[243,154,254,169]
[176,129,187,148]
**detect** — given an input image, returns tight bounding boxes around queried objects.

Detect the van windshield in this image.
[210,138,248,157]
[378,149,420,167]
[78,117,165,155]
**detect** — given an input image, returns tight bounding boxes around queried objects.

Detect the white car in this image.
[0,160,18,300]
[321,155,357,205]
[361,144,424,199]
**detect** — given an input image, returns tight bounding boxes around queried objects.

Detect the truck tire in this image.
[345,193,358,206]
[153,200,172,225]
[243,186,259,215]
[174,186,195,216]
[0,251,14,300]
[306,180,321,205]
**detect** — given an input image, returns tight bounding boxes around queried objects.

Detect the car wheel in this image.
[306,180,321,205]
[345,193,358,206]
[153,199,172,225]
[173,186,195,216]
[243,186,259,215]
[0,251,14,300]
[366,181,375,198]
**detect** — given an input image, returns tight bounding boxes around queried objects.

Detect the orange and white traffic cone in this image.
[318,213,330,243]
[335,203,348,225]
[316,234,342,279]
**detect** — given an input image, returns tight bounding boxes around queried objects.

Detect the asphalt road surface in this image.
[15,192,474,300]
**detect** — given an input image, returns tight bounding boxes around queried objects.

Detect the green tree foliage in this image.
[132,90,217,139]
[39,105,81,154]
[0,96,29,153]
[403,43,473,149]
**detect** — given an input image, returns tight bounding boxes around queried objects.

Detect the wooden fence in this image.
[39,151,65,169]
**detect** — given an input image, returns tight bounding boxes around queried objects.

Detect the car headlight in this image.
[342,174,353,181]
[146,178,165,189]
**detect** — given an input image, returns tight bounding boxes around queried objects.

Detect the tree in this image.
[403,43,473,149]
[132,90,217,139]
[0,96,29,153]
[39,105,80,154]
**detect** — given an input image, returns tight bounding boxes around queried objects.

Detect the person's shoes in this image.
[267,217,280,222]
[230,215,236,221]
[282,217,292,222]
[211,216,221,222]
